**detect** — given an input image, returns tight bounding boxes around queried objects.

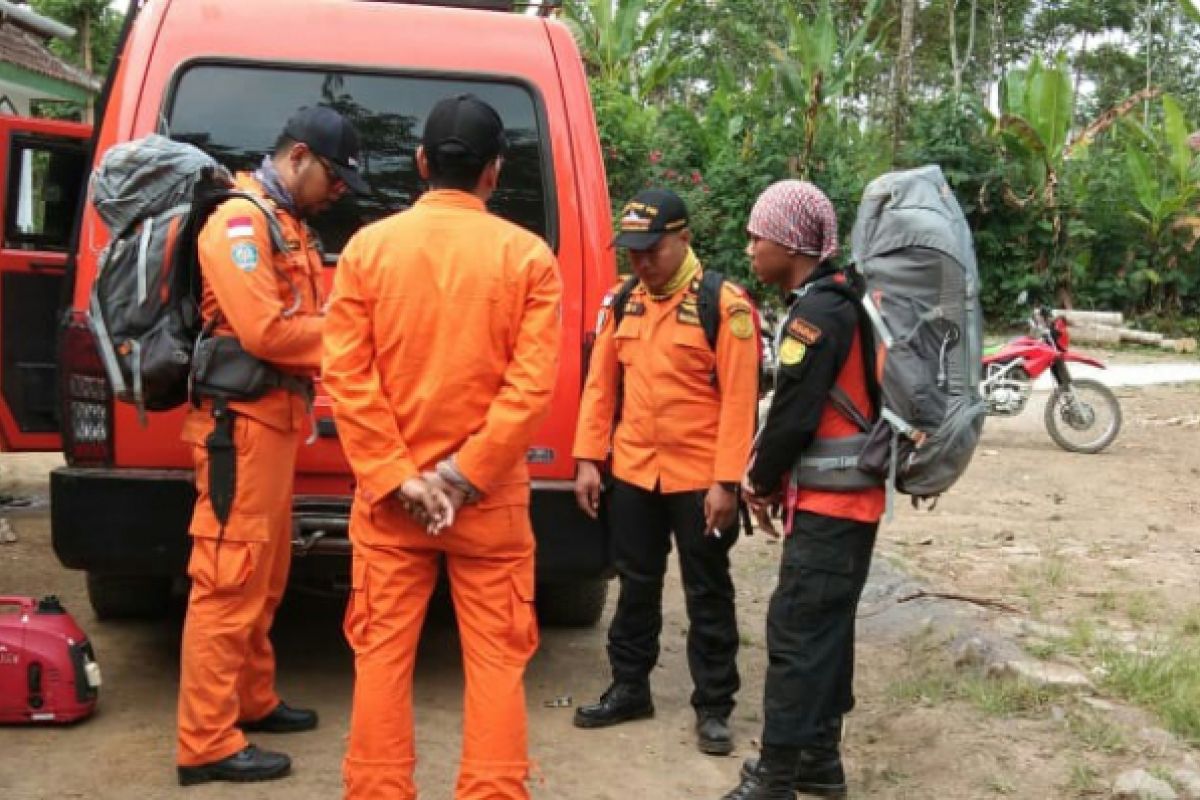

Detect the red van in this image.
[0,0,617,625]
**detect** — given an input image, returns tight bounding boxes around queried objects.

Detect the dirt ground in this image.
[0,367,1197,799]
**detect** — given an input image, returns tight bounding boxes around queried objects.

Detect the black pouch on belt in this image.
[191,336,277,403]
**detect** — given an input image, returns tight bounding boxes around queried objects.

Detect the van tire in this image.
[536,578,609,628]
[86,573,173,620]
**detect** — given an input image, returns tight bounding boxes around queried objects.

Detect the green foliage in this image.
[570,0,1200,322]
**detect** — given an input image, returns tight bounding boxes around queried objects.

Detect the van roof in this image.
[148,0,559,75]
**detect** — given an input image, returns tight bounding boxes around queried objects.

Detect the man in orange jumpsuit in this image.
[572,189,760,755]
[323,94,562,800]
[176,106,368,786]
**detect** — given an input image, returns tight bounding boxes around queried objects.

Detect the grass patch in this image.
[1067,711,1128,754]
[1091,590,1118,614]
[958,673,1059,716]
[1125,591,1157,625]
[1178,606,1200,638]
[1099,643,1200,745]
[1066,762,1102,795]
[985,775,1016,795]
[888,633,1062,717]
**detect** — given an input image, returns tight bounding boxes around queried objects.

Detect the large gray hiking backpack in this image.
[88,135,286,418]
[850,164,986,507]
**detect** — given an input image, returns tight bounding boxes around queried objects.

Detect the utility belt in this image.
[190,336,313,532]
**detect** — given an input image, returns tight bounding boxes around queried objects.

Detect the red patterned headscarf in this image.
[747,180,839,262]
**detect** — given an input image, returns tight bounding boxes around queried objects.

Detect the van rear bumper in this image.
[50,468,611,580]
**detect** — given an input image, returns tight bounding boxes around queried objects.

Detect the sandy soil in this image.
[0,372,1197,799]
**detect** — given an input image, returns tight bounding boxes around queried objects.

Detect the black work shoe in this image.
[177,745,291,786]
[721,747,798,800]
[238,701,318,734]
[573,683,654,729]
[697,712,734,756]
[740,754,847,798]
[794,751,847,798]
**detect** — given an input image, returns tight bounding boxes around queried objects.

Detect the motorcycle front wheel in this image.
[1044,378,1122,454]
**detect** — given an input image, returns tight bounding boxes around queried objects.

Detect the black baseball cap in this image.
[613,188,689,250]
[283,106,370,195]
[422,93,507,166]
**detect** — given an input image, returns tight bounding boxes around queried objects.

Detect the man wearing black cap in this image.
[176,106,367,786]
[325,94,562,800]
[572,189,760,755]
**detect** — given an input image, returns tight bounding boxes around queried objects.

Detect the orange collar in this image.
[417,189,488,213]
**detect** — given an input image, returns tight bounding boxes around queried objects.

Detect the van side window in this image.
[165,65,554,257]
[3,135,87,252]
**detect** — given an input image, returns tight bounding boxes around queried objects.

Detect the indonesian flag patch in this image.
[226,216,255,239]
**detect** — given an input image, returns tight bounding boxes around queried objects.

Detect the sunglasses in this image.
[315,156,347,191]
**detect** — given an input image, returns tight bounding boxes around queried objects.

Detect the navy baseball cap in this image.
[283,106,370,195]
[422,94,507,166]
[613,188,689,250]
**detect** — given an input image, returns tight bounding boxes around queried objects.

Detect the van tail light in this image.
[58,312,113,467]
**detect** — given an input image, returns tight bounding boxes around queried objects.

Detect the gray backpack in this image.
[850,165,987,507]
[88,135,286,418]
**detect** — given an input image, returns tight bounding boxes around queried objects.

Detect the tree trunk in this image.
[893,0,917,159]
[948,0,979,99]
[82,11,94,124]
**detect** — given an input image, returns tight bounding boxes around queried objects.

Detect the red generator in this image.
[0,596,100,723]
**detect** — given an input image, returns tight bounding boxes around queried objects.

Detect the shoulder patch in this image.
[226,216,256,240]
[779,337,807,366]
[787,317,823,345]
[728,310,754,339]
[230,241,260,272]
[726,300,752,316]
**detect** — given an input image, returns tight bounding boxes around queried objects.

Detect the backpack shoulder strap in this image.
[808,270,882,421]
[221,190,289,254]
[609,275,640,330]
[697,269,725,351]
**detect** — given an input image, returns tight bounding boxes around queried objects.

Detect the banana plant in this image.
[990,53,1076,300]
[563,0,685,101]
[768,0,889,177]
[1121,95,1200,306]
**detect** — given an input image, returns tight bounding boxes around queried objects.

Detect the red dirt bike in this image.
[981,301,1122,453]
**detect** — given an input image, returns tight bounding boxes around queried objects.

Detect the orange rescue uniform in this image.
[177,174,324,766]
[573,274,760,489]
[322,190,562,800]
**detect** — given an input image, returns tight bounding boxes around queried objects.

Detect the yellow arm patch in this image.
[728,311,754,339]
[778,337,807,366]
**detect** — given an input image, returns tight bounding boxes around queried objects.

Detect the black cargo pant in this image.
[605,478,740,717]
[762,510,878,747]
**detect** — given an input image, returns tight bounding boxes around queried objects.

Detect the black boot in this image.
[794,720,846,798]
[696,710,733,756]
[177,745,291,786]
[740,720,847,798]
[720,745,798,800]
[238,701,319,734]
[573,682,654,729]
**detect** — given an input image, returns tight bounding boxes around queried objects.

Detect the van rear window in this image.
[165,64,553,256]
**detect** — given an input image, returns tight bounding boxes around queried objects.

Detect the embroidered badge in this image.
[728,311,754,339]
[779,337,807,366]
[787,317,822,345]
[623,300,646,317]
[677,305,701,326]
[231,242,260,272]
[225,216,255,239]
[595,307,609,335]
